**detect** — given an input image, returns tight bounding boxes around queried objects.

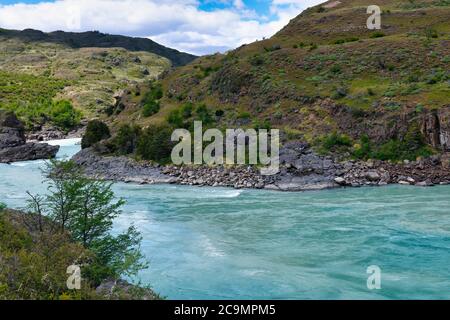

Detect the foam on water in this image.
[45,138,81,147]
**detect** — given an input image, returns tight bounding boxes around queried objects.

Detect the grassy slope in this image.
[0,37,173,122]
[123,0,449,150]
[0,28,197,67]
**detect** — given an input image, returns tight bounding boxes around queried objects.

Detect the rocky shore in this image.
[72,141,450,192]
[0,110,59,163]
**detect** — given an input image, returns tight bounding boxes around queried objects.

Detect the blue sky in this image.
[0,0,324,55]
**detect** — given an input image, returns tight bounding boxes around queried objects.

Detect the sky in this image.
[0,0,325,55]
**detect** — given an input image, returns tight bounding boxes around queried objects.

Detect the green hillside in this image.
[0,30,194,130]
[116,0,449,161]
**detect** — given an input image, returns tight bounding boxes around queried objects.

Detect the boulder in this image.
[365,171,381,181]
[0,110,59,163]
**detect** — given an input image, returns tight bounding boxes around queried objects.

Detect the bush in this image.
[181,102,193,118]
[309,43,318,51]
[425,28,438,39]
[195,104,213,125]
[319,132,352,153]
[81,120,111,149]
[167,109,185,128]
[370,32,385,38]
[0,202,6,211]
[238,111,251,120]
[136,124,175,163]
[142,100,160,117]
[333,37,359,45]
[353,135,372,159]
[50,100,81,130]
[142,83,163,117]
[249,54,265,66]
[112,124,141,155]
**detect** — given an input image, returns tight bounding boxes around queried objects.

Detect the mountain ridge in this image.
[0,28,197,67]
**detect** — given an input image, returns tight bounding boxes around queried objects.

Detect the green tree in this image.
[112,124,142,155]
[81,120,111,149]
[136,124,174,163]
[27,160,147,284]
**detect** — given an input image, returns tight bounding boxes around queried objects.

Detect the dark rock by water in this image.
[0,110,59,163]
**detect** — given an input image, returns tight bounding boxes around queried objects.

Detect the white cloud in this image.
[0,0,325,55]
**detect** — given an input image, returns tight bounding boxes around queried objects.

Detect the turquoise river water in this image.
[1,139,449,299]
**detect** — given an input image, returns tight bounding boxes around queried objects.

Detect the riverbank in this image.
[72,141,450,192]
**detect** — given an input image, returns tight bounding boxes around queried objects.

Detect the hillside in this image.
[115,0,449,161]
[0,28,197,67]
[0,29,196,131]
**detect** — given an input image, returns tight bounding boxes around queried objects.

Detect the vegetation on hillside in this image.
[0,71,81,130]
[0,35,174,129]
[110,0,449,162]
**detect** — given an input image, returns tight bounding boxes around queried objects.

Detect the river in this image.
[1,139,450,299]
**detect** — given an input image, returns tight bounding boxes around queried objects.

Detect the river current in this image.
[1,139,449,299]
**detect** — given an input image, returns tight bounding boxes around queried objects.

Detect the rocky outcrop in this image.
[421,107,450,151]
[72,147,175,184]
[0,110,59,163]
[73,140,450,192]
[96,279,161,300]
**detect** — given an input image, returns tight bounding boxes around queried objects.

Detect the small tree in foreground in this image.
[27,160,148,285]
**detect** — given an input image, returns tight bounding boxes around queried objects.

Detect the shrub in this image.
[332,87,348,99]
[249,54,265,66]
[353,135,372,159]
[330,65,342,74]
[195,104,213,125]
[333,37,359,45]
[142,100,160,117]
[81,120,111,149]
[0,202,6,211]
[167,109,185,128]
[370,32,385,38]
[112,124,141,155]
[142,83,163,117]
[50,100,81,130]
[136,124,175,163]
[253,119,271,131]
[181,102,193,118]
[425,28,438,39]
[309,43,318,51]
[319,132,352,153]
[238,111,251,120]
[264,44,281,52]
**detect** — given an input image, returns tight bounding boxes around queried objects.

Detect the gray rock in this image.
[365,171,381,181]
[0,142,59,163]
[0,110,59,163]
